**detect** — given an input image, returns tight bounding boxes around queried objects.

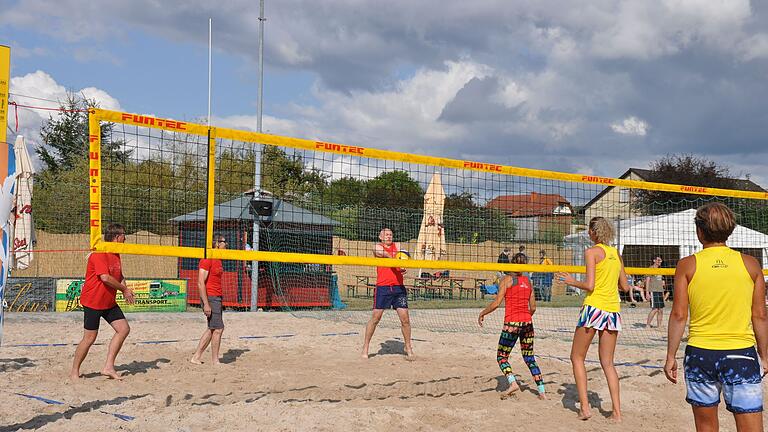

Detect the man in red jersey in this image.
[190,233,227,365]
[360,228,414,360]
[70,223,135,380]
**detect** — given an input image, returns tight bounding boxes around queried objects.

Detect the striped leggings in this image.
[497,321,544,387]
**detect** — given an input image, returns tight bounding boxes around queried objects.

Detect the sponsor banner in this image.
[55,279,187,312]
[4,277,55,312]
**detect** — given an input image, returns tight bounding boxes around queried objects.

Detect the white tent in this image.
[564,209,768,268]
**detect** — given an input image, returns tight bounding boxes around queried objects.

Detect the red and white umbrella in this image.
[11,135,34,270]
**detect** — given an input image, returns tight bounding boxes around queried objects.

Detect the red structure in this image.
[173,195,338,309]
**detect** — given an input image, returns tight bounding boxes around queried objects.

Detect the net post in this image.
[250,147,262,312]
[204,128,217,258]
[88,109,102,249]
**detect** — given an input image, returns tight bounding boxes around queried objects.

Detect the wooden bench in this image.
[459,285,480,300]
[472,278,488,299]
[437,277,465,299]
[414,277,439,299]
[346,275,377,298]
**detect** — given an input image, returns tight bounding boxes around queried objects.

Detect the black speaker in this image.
[249,199,273,217]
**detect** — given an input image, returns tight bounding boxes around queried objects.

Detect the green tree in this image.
[37,93,131,173]
[33,158,89,233]
[330,206,362,240]
[364,171,423,209]
[100,157,206,235]
[632,154,768,234]
[445,192,476,209]
[261,146,328,200]
[323,177,367,208]
[217,149,257,201]
[444,207,516,243]
[633,154,744,215]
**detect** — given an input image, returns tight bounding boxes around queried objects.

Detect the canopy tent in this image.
[564,209,768,268]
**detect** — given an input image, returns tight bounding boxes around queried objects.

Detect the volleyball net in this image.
[86,108,768,344]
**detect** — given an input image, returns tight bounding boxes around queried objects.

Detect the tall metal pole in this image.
[207,18,212,126]
[250,0,266,311]
[257,0,265,134]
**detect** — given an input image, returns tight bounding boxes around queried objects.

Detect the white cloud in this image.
[494,79,528,109]
[275,39,312,65]
[300,60,490,150]
[588,0,752,59]
[611,116,649,136]
[8,71,123,168]
[737,33,768,61]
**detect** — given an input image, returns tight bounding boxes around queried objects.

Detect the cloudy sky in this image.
[3,0,768,189]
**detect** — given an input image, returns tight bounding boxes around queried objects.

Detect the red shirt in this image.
[81,252,123,310]
[376,242,404,286]
[504,275,533,323]
[199,258,224,297]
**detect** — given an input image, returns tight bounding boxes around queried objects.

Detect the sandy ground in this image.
[0,309,763,432]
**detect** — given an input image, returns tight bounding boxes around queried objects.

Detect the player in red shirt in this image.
[70,223,135,380]
[360,228,414,360]
[478,253,546,400]
[190,233,227,366]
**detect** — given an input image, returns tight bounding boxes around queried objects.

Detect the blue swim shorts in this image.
[684,345,763,414]
[374,285,408,310]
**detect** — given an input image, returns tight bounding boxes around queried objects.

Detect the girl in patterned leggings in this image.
[479,253,546,400]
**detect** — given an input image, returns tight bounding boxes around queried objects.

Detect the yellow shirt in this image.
[688,246,756,350]
[583,243,621,313]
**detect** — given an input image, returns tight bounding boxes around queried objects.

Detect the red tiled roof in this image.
[486,192,572,217]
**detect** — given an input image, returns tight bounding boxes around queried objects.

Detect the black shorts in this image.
[83,305,126,331]
[651,292,665,309]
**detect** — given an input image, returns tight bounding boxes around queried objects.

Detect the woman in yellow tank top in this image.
[665,203,768,431]
[556,217,632,422]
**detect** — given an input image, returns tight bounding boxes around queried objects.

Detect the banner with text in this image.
[55,279,188,312]
[5,277,55,312]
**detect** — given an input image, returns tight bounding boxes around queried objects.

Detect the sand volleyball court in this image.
[0,309,758,431]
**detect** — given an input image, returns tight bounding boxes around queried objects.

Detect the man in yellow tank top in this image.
[665,203,768,432]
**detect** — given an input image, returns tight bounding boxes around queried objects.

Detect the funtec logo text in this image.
[463,161,502,172]
[121,114,187,131]
[581,176,615,185]
[314,141,364,155]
